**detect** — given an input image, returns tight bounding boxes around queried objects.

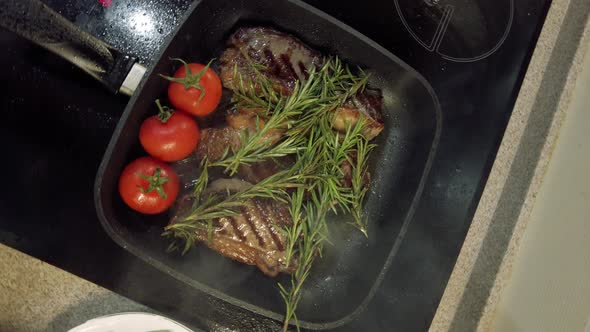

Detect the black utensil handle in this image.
[0,0,137,94]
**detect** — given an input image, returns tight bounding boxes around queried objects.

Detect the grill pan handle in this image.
[0,0,144,95]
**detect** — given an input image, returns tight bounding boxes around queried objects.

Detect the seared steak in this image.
[237,157,293,184]
[225,108,283,145]
[196,108,283,163]
[195,126,242,162]
[195,108,286,186]
[173,179,295,277]
[219,27,322,95]
[332,89,385,140]
[219,26,385,140]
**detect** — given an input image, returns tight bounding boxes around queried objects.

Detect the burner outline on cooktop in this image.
[394,0,514,62]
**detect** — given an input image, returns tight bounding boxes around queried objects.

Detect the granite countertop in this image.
[2,0,590,331]
[0,243,150,332]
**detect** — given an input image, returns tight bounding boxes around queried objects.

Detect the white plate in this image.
[68,312,194,332]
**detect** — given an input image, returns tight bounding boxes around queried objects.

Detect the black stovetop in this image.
[0,0,550,331]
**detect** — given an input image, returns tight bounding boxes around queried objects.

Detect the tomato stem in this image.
[155,99,173,123]
[137,167,169,199]
[159,58,215,104]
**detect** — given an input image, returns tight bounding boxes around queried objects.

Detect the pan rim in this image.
[94,0,444,329]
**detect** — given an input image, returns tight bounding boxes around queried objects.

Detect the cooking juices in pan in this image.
[95,0,442,329]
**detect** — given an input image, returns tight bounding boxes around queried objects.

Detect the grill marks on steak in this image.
[216,198,290,251]
[186,179,295,277]
[219,27,322,95]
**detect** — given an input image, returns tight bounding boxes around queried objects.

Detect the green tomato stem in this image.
[159,58,215,104]
[155,99,173,123]
[137,167,169,199]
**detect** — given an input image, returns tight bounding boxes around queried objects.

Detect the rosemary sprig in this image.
[217,106,301,175]
[231,49,282,110]
[279,188,332,331]
[350,136,377,236]
[192,157,210,202]
[212,134,305,171]
[170,169,305,226]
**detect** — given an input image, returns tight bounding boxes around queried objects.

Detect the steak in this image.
[195,126,242,162]
[196,108,283,162]
[219,27,322,95]
[172,179,295,277]
[195,108,286,185]
[219,26,385,140]
[237,157,293,184]
[332,89,385,140]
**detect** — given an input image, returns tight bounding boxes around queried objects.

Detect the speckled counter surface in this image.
[0,243,150,332]
[1,1,590,331]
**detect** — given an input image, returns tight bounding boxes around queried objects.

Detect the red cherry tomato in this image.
[163,59,222,117]
[140,100,200,162]
[118,157,179,215]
